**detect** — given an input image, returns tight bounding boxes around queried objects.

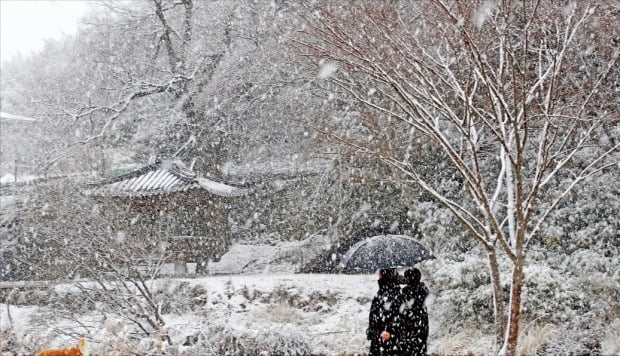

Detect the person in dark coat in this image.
[367,268,403,355]
[397,268,429,355]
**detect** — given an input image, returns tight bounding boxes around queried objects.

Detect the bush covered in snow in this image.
[421,246,619,354]
[200,326,311,356]
[425,253,498,334]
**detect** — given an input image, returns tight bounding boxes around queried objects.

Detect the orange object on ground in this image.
[35,338,88,356]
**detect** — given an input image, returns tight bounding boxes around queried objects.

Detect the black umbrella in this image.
[339,234,435,271]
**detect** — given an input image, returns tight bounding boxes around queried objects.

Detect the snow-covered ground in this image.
[0,271,493,355]
[2,268,618,355]
[1,273,381,355]
[2,239,617,355]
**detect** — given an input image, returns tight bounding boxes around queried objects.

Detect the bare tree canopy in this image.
[292,0,618,354]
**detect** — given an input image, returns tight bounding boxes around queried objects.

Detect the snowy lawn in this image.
[1,273,384,355]
[2,270,616,355]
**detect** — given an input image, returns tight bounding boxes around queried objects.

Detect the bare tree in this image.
[14,0,232,176]
[292,0,619,354]
[7,180,174,344]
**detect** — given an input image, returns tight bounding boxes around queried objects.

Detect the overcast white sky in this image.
[0,0,91,65]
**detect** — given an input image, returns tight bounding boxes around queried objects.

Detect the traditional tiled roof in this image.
[84,160,248,198]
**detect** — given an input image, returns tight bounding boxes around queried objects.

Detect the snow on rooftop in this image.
[0,172,97,186]
[0,111,39,122]
[85,168,200,197]
[0,173,38,185]
[84,161,248,198]
[197,177,249,197]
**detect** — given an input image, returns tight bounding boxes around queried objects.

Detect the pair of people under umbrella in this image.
[367,268,429,356]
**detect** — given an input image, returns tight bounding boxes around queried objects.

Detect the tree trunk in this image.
[486,248,506,349]
[500,257,525,356]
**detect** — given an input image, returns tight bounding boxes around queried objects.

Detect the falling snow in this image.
[1,1,618,355]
